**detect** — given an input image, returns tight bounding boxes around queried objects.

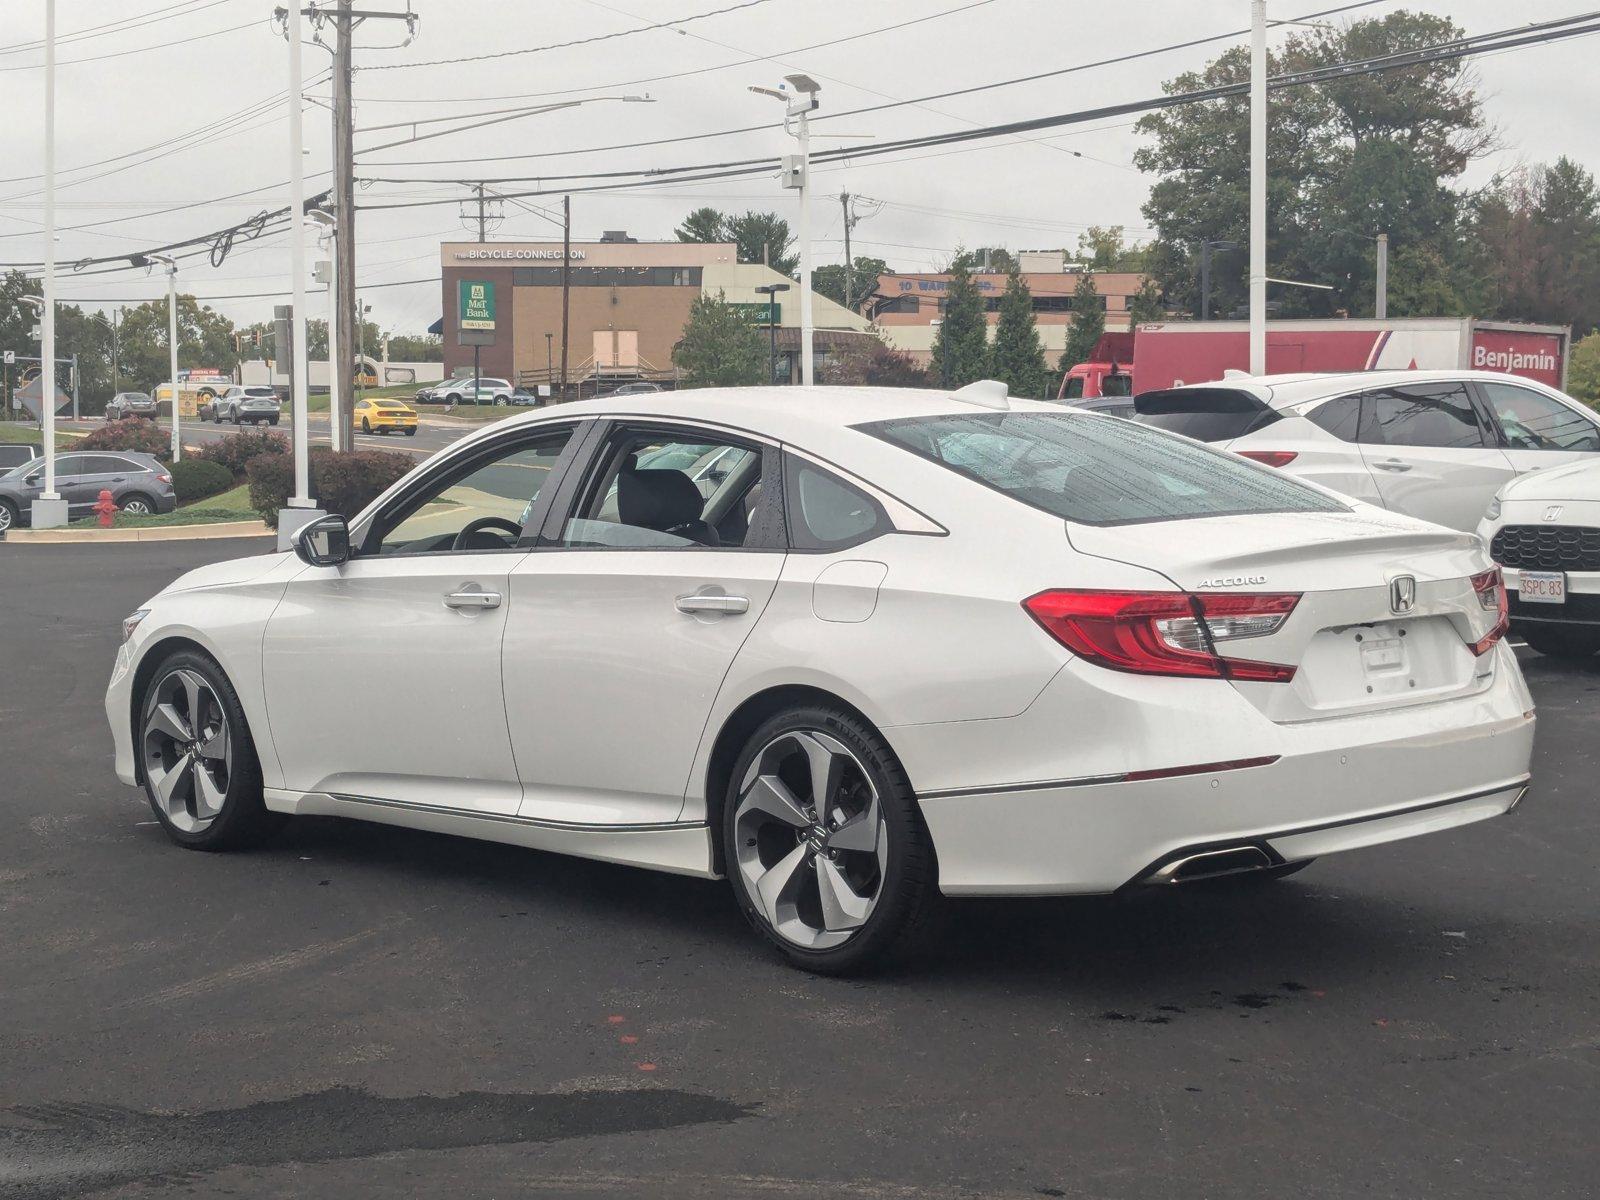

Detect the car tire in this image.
[119,493,155,516]
[444,393,461,406]
[1521,625,1600,659]
[495,396,508,407]
[231,410,240,425]
[723,703,939,975]
[0,497,18,534]
[404,427,417,436]
[137,650,283,851]
[361,418,371,433]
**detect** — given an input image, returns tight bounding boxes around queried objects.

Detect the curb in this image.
[5,519,273,545]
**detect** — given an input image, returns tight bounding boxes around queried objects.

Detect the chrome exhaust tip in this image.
[1143,845,1276,885]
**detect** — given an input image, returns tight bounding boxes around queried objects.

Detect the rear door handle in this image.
[676,594,750,615]
[444,589,502,610]
[1373,458,1412,472]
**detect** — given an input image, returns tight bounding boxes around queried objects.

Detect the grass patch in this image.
[71,482,259,529]
[0,421,82,450]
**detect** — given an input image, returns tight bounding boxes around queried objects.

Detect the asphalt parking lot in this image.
[2,539,1597,1199]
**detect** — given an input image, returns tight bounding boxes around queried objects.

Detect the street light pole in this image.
[284,0,314,522]
[1248,0,1268,375]
[751,75,821,384]
[1375,232,1389,319]
[1199,239,1240,321]
[33,0,65,528]
[755,282,790,385]
[163,260,179,461]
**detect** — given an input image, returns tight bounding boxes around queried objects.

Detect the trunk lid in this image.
[1066,510,1503,722]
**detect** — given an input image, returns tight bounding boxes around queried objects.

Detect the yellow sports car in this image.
[353,397,419,436]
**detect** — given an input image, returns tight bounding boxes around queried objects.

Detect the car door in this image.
[1472,379,1600,478]
[261,421,584,813]
[46,454,99,514]
[79,454,138,510]
[1357,380,1517,530]
[503,420,786,826]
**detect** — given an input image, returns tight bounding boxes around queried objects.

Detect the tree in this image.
[929,260,990,388]
[989,268,1048,399]
[1134,11,1489,318]
[812,256,890,312]
[674,207,798,275]
[950,247,1015,274]
[674,206,725,244]
[1076,226,1150,272]
[116,296,237,393]
[1127,276,1165,325]
[1059,273,1105,371]
[673,292,766,387]
[1568,331,1600,407]
[386,333,443,362]
[1471,158,1600,334]
[820,328,931,388]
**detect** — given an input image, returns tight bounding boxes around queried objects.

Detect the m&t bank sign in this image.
[459,280,496,330]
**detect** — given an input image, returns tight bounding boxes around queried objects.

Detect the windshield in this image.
[860,410,1346,526]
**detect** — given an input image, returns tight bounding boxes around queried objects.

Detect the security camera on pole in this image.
[751,74,821,385]
[133,254,180,462]
[309,208,340,451]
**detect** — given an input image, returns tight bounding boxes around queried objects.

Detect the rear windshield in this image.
[1134,387,1280,443]
[860,410,1345,526]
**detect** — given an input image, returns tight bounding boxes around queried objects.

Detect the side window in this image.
[83,455,132,474]
[1478,382,1600,452]
[1364,382,1489,449]
[374,429,572,555]
[1305,393,1362,442]
[561,428,769,550]
[784,456,890,551]
[51,455,86,477]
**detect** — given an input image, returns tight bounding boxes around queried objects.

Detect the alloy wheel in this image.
[734,730,887,950]
[122,498,151,515]
[142,668,232,833]
[0,504,12,533]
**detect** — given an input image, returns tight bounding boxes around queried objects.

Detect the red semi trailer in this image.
[1126,317,1570,394]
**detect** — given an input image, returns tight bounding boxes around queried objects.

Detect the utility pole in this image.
[331,0,357,455]
[1248,0,1267,375]
[1375,232,1389,319]
[841,192,853,311]
[473,182,485,403]
[34,0,64,528]
[560,194,571,399]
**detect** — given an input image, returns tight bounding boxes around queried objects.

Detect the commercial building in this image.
[869,249,1148,370]
[438,234,871,389]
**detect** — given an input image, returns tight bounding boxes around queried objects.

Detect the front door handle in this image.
[444,589,502,610]
[676,594,750,615]
[1373,458,1413,472]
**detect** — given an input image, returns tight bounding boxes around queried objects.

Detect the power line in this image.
[0,0,234,55]
[55,275,441,305]
[354,0,1388,170]
[351,0,995,107]
[0,16,264,72]
[351,8,1600,210]
[356,0,775,72]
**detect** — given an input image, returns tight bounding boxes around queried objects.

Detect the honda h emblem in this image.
[1390,575,1416,615]
[1544,505,1565,521]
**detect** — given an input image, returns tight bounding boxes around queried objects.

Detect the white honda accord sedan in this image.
[106,383,1535,973]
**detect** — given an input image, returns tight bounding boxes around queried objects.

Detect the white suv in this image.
[1135,370,1600,531]
[438,377,514,406]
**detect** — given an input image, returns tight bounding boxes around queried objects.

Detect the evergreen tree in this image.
[1127,276,1165,325]
[989,267,1048,398]
[930,260,990,388]
[673,292,765,388]
[1059,273,1105,373]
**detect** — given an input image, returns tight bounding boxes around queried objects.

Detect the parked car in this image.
[353,396,418,436]
[413,384,441,405]
[607,381,663,397]
[206,386,280,426]
[106,383,1534,972]
[0,451,175,532]
[1135,369,1600,531]
[438,377,514,406]
[105,392,157,421]
[1478,457,1600,658]
[0,443,42,472]
[509,388,542,407]
[1063,394,1136,419]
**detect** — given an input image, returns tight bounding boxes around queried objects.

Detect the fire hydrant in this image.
[93,488,119,528]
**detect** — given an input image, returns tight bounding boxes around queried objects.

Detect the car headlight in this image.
[121,608,149,643]
[1486,494,1503,522]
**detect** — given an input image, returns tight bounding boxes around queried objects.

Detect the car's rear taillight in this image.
[1236,450,1299,468]
[1023,590,1301,682]
[1469,566,1509,656]
[156,473,171,484]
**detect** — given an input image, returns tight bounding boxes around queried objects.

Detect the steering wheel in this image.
[451,516,523,552]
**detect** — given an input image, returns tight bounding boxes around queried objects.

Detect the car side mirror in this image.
[293,514,351,567]
[25,473,42,487]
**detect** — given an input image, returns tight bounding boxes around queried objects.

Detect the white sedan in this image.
[1136,369,1600,531]
[1479,458,1600,658]
[106,384,1534,973]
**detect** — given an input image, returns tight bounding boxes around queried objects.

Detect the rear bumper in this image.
[898,641,1535,896]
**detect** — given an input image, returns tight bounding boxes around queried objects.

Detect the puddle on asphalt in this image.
[0,1086,750,1199]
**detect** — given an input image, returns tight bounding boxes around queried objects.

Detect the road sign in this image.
[2,351,13,365]
[459,280,496,331]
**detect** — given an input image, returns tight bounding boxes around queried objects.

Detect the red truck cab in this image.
[1056,332,1136,401]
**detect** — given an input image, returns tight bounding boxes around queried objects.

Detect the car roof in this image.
[1168,369,1570,411]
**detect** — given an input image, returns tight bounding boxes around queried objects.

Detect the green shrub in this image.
[169,458,233,504]
[77,420,171,458]
[193,427,289,478]
[247,447,414,529]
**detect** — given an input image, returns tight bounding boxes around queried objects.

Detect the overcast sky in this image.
[1,0,1595,335]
